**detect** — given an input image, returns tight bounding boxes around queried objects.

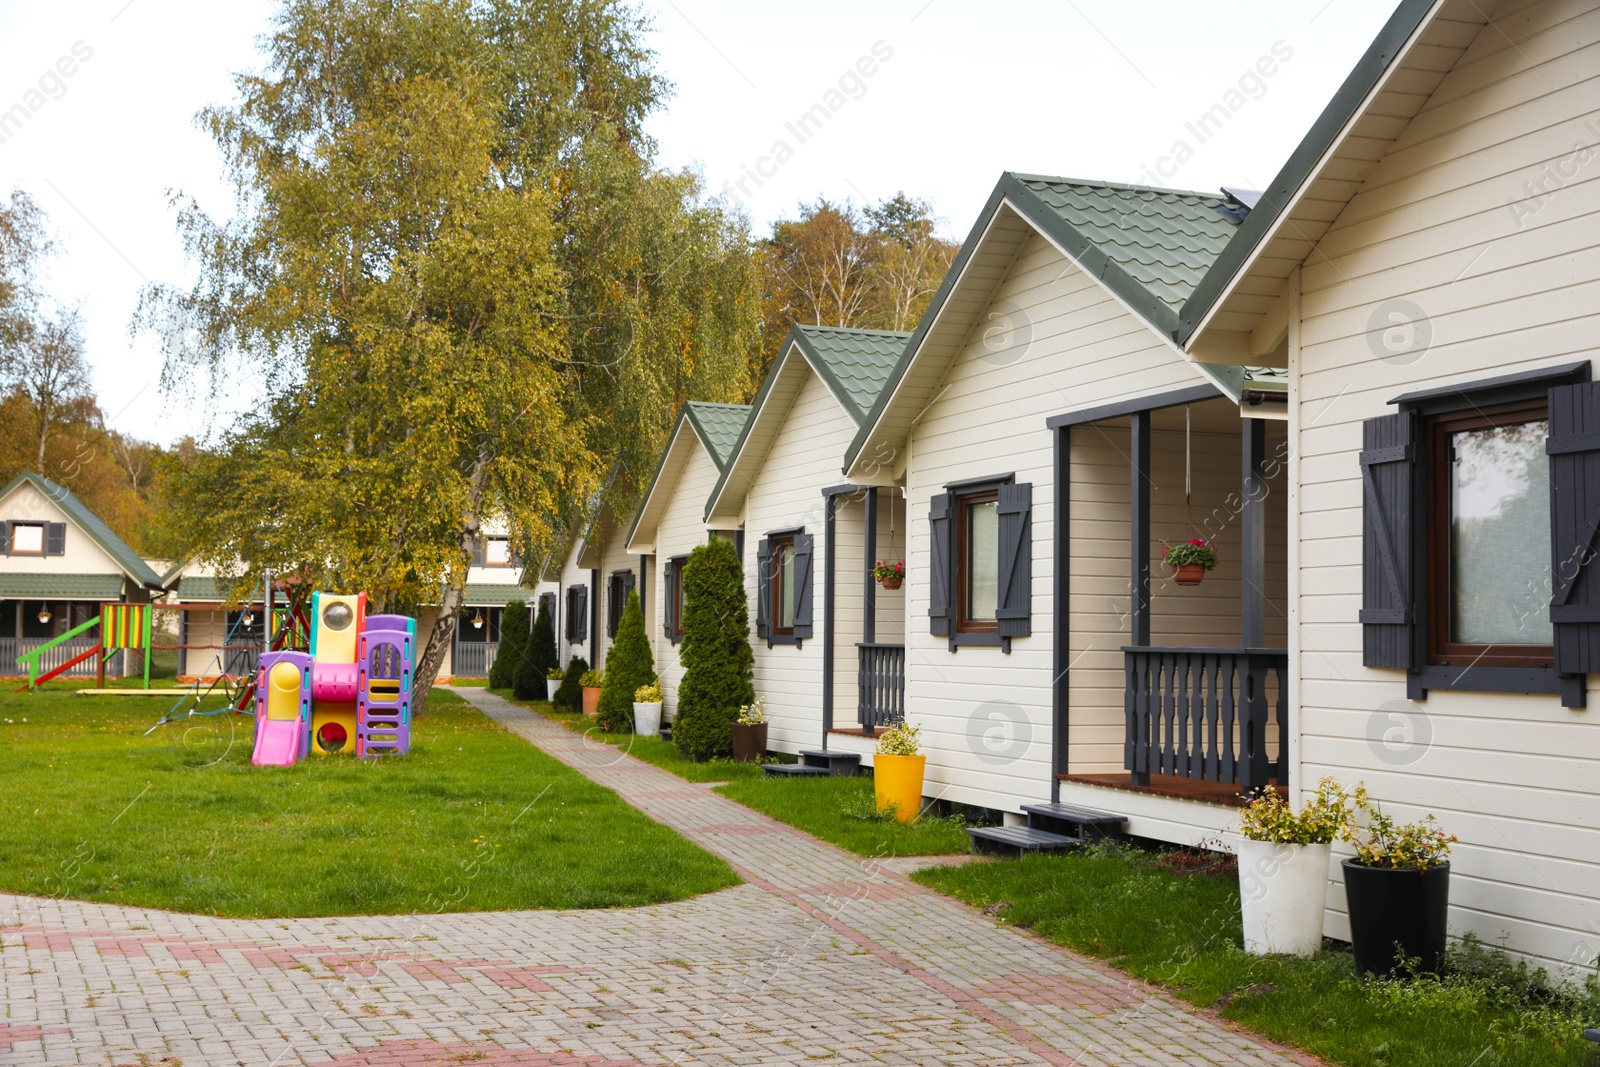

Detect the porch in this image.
[1052,388,1290,801]
[821,485,908,738]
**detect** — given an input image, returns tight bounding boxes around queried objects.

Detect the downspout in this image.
[821,491,838,747]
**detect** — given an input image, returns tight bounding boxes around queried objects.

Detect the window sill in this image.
[949,630,1010,654]
[1407,665,1585,708]
[766,634,803,649]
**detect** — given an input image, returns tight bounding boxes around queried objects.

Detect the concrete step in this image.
[1020,802,1127,841]
[798,749,861,776]
[967,825,1082,858]
[762,763,831,778]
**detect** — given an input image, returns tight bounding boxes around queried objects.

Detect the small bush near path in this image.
[518,696,766,782]
[673,538,753,761]
[0,684,737,917]
[487,598,528,690]
[552,654,587,711]
[596,590,654,733]
[517,599,558,700]
[915,844,1600,1067]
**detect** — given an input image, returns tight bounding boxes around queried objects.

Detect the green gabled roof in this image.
[463,583,532,607]
[0,573,125,599]
[0,471,164,588]
[791,325,912,424]
[1175,0,1439,344]
[175,576,243,602]
[843,172,1245,473]
[684,401,752,468]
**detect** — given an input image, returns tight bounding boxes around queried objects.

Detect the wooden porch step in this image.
[967,825,1081,858]
[798,750,861,776]
[762,763,831,778]
[1020,802,1127,842]
[658,725,672,741]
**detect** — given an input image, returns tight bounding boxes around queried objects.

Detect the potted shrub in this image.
[731,698,768,763]
[873,722,925,824]
[580,668,605,718]
[543,666,565,703]
[1235,777,1348,957]
[872,560,905,591]
[597,591,655,733]
[673,539,754,761]
[633,682,663,737]
[1160,537,1218,586]
[1340,785,1457,976]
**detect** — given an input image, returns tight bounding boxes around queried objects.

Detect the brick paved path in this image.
[1,688,1317,1067]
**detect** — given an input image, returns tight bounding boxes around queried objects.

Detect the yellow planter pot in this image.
[874,754,926,823]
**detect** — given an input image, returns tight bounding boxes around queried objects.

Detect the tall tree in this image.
[142,0,761,706]
[0,189,52,364]
[865,193,955,332]
[12,306,92,471]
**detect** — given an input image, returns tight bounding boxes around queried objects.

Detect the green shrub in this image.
[597,590,655,732]
[674,539,753,761]
[517,599,558,699]
[552,655,588,711]
[488,599,528,690]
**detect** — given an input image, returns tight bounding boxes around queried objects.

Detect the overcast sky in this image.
[0,1,1398,446]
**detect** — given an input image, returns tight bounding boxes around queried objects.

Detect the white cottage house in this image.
[704,326,912,755]
[1169,0,1600,972]
[626,401,749,723]
[0,471,164,678]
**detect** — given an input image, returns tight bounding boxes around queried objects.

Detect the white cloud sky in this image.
[0,0,1397,446]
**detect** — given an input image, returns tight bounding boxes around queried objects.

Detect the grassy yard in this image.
[0,683,737,917]
[916,845,1600,1067]
[500,691,973,858]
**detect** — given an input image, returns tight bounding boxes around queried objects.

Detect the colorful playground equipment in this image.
[14,602,157,691]
[251,591,415,766]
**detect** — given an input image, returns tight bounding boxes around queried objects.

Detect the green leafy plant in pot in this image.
[1160,537,1218,586]
[1339,784,1457,976]
[1236,777,1349,957]
[731,698,767,763]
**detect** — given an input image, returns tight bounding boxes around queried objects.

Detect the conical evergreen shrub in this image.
[597,590,655,732]
[488,599,528,690]
[517,598,557,700]
[674,538,753,760]
[552,654,588,712]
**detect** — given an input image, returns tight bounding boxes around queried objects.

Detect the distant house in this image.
[0,471,164,677]
[626,400,750,721]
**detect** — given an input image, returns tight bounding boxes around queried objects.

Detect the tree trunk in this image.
[412,450,490,709]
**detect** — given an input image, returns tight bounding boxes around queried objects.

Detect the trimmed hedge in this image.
[673,538,753,761]
[597,590,654,732]
[517,598,557,700]
[488,599,527,690]
[552,655,588,712]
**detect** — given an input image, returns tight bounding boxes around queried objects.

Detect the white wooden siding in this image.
[1291,0,1600,971]
[0,485,124,577]
[651,441,721,722]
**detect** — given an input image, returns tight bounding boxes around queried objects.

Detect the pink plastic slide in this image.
[251,718,303,766]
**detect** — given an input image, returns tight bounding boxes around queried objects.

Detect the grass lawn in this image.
[498,691,972,858]
[916,845,1600,1067]
[0,683,737,917]
[715,776,972,858]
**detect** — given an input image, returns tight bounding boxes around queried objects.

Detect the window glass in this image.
[1449,419,1552,645]
[11,523,44,554]
[777,542,796,629]
[966,499,999,621]
[484,538,512,566]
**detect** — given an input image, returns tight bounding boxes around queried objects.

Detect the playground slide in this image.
[252,718,303,766]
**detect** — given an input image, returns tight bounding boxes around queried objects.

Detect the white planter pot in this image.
[632,701,662,736]
[1237,838,1332,957]
[545,679,560,701]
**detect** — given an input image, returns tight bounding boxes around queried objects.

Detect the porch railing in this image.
[2,637,107,678]
[453,640,499,679]
[1124,645,1289,794]
[857,642,906,732]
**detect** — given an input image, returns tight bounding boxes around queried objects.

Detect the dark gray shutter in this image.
[574,585,587,643]
[46,522,66,555]
[663,560,677,642]
[755,537,772,639]
[996,483,1033,638]
[928,492,953,636]
[1359,411,1420,669]
[793,532,814,640]
[0,521,9,555]
[622,570,636,602]
[1547,382,1600,674]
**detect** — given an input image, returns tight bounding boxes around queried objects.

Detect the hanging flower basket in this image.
[873,560,905,590]
[1160,538,1218,587]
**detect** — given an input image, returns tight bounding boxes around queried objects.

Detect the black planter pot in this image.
[1342,859,1450,976]
[730,722,768,763]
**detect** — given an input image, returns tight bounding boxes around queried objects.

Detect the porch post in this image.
[863,487,878,645]
[1129,410,1151,785]
[821,490,838,745]
[1240,418,1267,649]
[1052,424,1070,800]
